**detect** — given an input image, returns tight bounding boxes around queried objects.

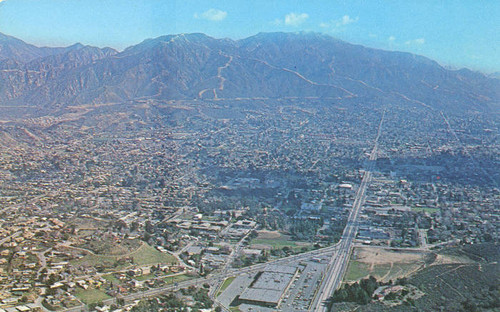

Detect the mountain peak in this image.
[0,32,29,44]
[0,31,497,112]
[243,31,340,42]
[66,42,85,50]
[0,32,14,41]
[122,32,232,56]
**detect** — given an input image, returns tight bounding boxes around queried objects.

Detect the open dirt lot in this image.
[354,247,427,265]
[346,247,430,282]
[255,230,282,239]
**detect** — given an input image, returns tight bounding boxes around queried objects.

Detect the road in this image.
[309,111,384,312]
[208,229,252,310]
[209,226,255,303]
[35,247,52,280]
[60,240,343,312]
[0,230,21,245]
[418,229,428,249]
[60,111,385,312]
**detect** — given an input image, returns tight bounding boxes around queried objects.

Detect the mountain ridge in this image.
[0,31,498,114]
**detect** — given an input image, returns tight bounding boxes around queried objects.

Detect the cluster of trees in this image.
[233,252,269,268]
[131,294,185,311]
[461,285,500,312]
[329,276,380,306]
[320,217,347,243]
[180,286,213,310]
[289,218,322,240]
[130,287,213,312]
[192,193,260,215]
[255,209,288,231]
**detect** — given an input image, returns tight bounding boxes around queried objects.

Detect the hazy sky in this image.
[0,0,498,73]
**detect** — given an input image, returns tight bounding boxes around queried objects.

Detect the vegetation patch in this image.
[77,238,142,255]
[102,274,120,284]
[330,276,381,306]
[382,263,422,282]
[250,232,308,250]
[130,288,213,312]
[345,247,429,282]
[163,274,193,285]
[217,276,236,297]
[254,230,281,239]
[129,243,177,266]
[345,261,371,281]
[339,244,500,312]
[407,263,499,312]
[438,242,499,263]
[74,288,111,305]
[71,242,177,271]
[411,207,439,214]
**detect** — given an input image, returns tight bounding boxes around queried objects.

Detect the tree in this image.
[462,299,479,312]
[330,277,380,305]
[130,221,139,232]
[360,275,378,294]
[384,292,398,301]
[142,232,152,242]
[396,277,408,286]
[145,221,155,233]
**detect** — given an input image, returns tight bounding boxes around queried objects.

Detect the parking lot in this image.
[217,256,330,311]
[279,257,329,311]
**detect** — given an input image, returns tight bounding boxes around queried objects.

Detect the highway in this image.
[60,241,344,311]
[309,111,384,312]
[61,111,385,312]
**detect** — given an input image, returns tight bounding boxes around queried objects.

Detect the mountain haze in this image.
[0,32,88,63]
[0,32,498,113]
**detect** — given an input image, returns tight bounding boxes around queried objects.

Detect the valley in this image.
[0,31,498,312]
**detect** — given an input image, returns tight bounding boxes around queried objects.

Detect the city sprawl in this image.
[0,95,498,311]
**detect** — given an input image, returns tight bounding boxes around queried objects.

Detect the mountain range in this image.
[0,31,498,114]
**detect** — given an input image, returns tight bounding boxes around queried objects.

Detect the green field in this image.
[345,261,422,282]
[162,274,193,285]
[102,274,120,284]
[217,276,235,297]
[71,253,119,268]
[71,242,177,270]
[135,273,157,281]
[383,263,422,281]
[345,261,371,281]
[74,288,111,305]
[412,207,439,214]
[134,270,185,282]
[130,243,177,266]
[250,235,309,250]
[370,263,393,279]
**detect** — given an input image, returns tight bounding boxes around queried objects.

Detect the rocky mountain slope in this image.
[0,32,498,113]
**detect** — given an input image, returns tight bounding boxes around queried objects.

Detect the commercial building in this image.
[238,265,298,308]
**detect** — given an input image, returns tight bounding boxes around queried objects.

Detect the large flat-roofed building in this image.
[238,265,298,308]
[265,264,298,275]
